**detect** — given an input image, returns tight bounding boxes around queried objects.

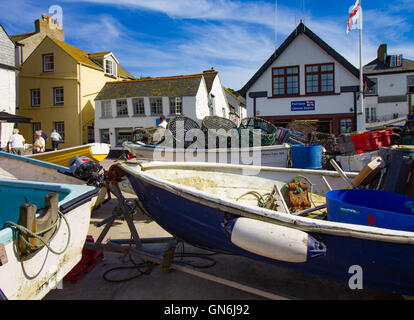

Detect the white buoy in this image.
[230,218,326,263]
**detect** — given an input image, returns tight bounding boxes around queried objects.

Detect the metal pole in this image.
[357,5,366,132]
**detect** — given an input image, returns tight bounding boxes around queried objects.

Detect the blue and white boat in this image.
[119,161,414,296]
[0,151,107,209]
[0,179,98,300]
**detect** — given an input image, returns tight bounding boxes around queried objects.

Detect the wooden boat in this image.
[0,179,98,300]
[123,141,291,168]
[119,161,414,296]
[0,151,108,210]
[27,143,110,167]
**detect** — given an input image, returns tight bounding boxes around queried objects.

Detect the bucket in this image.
[290,144,322,169]
[326,189,414,231]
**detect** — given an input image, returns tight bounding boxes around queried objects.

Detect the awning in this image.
[0,111,31,123]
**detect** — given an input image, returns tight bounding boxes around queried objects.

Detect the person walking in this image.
[158,115,168,128]
[33,130,46,153]
[50,129,62,151]
[7,129,25,155]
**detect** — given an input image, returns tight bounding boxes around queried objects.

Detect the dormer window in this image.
[104,59,117,77]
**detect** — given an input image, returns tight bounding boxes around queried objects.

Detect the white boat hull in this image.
[124,142,291,168]
[1,199,94,300]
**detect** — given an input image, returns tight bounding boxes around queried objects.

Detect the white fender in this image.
[230,218,325,263]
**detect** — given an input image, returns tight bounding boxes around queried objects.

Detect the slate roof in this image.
[224,87,246,108]
[95,74,204,101]
[239,22,373,97]
[202,68,218,93]
[364,57,414,75]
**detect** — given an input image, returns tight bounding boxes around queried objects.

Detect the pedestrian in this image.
[33,130,46,153]
[40,130,48,143]
[158,115,168,128]
[7,129,25,155]
[50,129,62,151]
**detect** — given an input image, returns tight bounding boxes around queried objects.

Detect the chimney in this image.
[34,14,64,41]
[377,44,387,63]
[203,67,217,74]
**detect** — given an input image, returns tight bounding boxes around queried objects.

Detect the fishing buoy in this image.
[229,218,326,263]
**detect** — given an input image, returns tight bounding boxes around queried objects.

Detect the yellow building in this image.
[16,35,135,149]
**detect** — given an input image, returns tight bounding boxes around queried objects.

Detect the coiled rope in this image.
[2,209,71,256]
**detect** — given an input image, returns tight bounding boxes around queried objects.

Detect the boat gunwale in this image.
[124,141,291,154]
[120,161,414,244]
[26,143,111,158]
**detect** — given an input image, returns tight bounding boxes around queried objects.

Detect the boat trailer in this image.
[83,164,293,300]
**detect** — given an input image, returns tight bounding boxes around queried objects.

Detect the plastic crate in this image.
[351,133,373,152]
[64,235,104,283]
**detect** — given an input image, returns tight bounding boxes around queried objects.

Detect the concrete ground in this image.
[44,158,403,301]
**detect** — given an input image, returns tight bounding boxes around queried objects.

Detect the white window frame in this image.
[132,98,145,116]
[116,99,129,117]
[100,128,110,144]
[169,97,182,115]
[55,122,65,142]
[150,97,163,115]
[43,54,54,72]
[31,89,40,107]
[53,87,64,106]
[105,59,117,77]
[366,78,378,96]
[101,101,112,118]
[365,106,377,123]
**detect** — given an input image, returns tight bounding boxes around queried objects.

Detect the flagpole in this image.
[357,5,366,132]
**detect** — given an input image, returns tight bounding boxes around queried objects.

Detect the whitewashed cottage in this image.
[94,68,229,150]
[0,25,19,149]
[239,22,373,136]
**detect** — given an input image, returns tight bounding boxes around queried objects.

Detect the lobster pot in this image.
[134,127,165,145]
[239,117,277,147]
[202,116,239,148]
[167,115,201,148]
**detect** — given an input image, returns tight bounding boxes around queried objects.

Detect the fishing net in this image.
[167,115,202,148]
[201,116,239,148]
[239,117,277,147]
[285,121,316,143]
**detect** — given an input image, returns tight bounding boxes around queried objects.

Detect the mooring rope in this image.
[2,209,71,256]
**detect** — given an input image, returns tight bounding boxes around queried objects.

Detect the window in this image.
[366,78,378,96]
[132,98,145,115]
[116,99,128,117]
[366,107,377,123]
[101,101,112,118]
[100,129,110,144]
[55,122,65,142]
[272,66,299,96]
[209,94,215,116]
[222,107,226,117]
[150,98,163,115]
[104,59,117,77]
[408,76,414,94]
[169,97,182,115]
[33,122,41,140]
[87,126,94,143]
[43,54,54,72]
[340,119,353,134]
[305,63,334,94]
[115,127,133,146]
[53,87,64,105]
[31,89,40,107]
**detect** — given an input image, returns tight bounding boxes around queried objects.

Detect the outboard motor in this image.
[68,156,104,187]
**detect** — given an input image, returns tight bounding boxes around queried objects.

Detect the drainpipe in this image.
[78,63,83,144]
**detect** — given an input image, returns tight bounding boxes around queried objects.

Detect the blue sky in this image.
[1,0,413,90]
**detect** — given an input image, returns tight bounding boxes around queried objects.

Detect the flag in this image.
[346,0,362,33]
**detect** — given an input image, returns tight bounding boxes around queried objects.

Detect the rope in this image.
[2,209,71,256]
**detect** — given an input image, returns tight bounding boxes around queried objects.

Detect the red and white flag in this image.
[346,0,362,34]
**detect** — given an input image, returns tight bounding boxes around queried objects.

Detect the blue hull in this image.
[126,172,414,296]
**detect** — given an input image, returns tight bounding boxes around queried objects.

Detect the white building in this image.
[364,44,414,124]
[0,25,18,149]
[239,22,372,136]
[224,87,247,126]
[94,68,229,150]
